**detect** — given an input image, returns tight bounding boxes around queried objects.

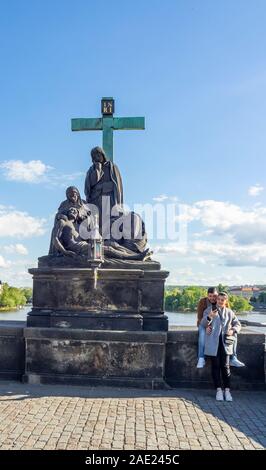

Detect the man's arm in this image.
[197,298,206,326]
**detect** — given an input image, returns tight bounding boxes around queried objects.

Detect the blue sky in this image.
[0,0,266,286]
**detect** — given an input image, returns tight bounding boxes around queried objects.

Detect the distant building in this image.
[229,286,261,299]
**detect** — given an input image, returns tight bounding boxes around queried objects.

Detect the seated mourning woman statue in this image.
[49,186,89,255]
[51,207,150,261]
[58,186,89,222]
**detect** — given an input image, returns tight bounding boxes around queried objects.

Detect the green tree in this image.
[0,284,16,308]
[21,287,32,303]
[217,283,229,293]
[229,294,252,312]
[178,286,207,311]
[0,283,27,308]
[164,285,253,313]
[164,288,181,311]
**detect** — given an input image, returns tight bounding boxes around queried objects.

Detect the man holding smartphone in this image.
[196,287,245,368]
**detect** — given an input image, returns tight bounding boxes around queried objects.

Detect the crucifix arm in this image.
[71,118,103,131]
[113,117,145,130]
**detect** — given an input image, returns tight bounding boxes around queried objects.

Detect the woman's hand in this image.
[209,309,218,319]
[227,328,235,336]
[206,325,212,335]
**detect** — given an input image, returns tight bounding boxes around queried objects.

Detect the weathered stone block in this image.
[23,328,168,389]
[0,321,25,380]
[165,327,266,390]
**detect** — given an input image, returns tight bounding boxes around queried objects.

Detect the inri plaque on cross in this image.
[71,97,145,161]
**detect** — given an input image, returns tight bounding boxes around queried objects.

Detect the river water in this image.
[167,311,266,333]
[0,306,265,333]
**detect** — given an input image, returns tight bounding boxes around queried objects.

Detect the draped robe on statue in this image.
[84,161,123,215]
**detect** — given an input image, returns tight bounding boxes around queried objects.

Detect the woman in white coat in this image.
[201,292,241,402]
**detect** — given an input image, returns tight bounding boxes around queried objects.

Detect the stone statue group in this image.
[49,147,151,263]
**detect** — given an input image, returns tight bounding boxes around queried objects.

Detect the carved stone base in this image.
[27,266,169,331]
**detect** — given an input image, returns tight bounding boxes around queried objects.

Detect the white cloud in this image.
[0,206,45,238]
[0,257,36,286]
[46,171,84,188]
[176,204,201,223]
[0,267,33,287]
[0,159,83,186]
[155,238,266,269]
[198,257,207,264]
[175,200,250,227]
[3,244,28,255]
[168,269,244,286]
[193,239,266,267]
[167,264,243,284]
[153,197,266,268]
[175,199,266,245]
[0,160,52,183]
[153,194,178,202]
[248,184,264,197]
[187,200,245,228]
[153,243,188,255]
[0,255,11,268]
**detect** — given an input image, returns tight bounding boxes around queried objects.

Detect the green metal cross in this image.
[71,97,145,162]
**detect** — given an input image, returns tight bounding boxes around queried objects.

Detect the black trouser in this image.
[210,334,231,389]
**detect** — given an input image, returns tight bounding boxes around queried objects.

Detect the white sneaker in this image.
[225,390,233,402]
[197,357,205,368]
[216,389,224,401]
[230,357,245,367]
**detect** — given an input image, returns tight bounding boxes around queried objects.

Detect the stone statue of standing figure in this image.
[84,147,123,232]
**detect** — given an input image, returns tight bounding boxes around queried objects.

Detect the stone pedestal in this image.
[25,259,169,388]
[27,265,169,331]
[23,328,168,389]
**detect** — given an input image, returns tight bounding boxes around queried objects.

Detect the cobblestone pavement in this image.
[0,381,265,450]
